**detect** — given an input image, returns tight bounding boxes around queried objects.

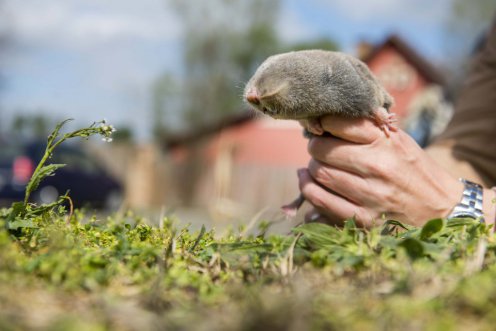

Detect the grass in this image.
[2,120,496,330]
[1,211,496,330]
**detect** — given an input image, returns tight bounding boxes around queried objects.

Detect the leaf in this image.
[26,195,68,217]
[6,201,27,222]
[25,164,66,195]
[212,242,272,253]
[7,218,37,230]
[446,218,480,228]
[381,220,410,235]
[343,218,357,232]
[292,223,341,248]
[399,238,424,259]
[420,218,445,241]
[422,242,445,258]
[47,118,73,145]
[189,225,206,252]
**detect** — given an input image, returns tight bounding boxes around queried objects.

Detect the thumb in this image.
[320,115,383,144]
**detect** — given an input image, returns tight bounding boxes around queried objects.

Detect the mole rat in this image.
[243,50,397,217]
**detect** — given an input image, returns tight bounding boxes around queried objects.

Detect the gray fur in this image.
[244,50,393,120]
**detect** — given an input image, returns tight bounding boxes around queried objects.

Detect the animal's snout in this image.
[245,88,260,106]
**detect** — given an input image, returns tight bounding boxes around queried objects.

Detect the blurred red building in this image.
[360,35,446,122]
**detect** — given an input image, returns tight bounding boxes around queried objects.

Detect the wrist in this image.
[444,178,495,228]
[483,188,496,230]
[448,179,485,221]
[438,176,465,221]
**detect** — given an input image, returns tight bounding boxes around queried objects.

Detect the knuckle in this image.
[365,161,387,178]
[353,208,369,223]
[309,163,332,184]
[307,137,324,158]
[307,138,317,156]
[378,186,400,208]
[309,195,327,210]
[353,207,378,227]
[301,186,328,210]
[385,190,401,207]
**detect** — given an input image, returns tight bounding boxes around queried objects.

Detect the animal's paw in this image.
[373,107,398,138]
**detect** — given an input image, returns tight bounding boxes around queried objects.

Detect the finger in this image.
[320,115,383,144]
[307,159,371,205]
[307,159,399,226]
[298,168,368,225]
[310,129,423,180]
[307,136,371,175]
[307,158,413,222]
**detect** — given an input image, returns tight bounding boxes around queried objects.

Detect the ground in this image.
[1,209,496,331]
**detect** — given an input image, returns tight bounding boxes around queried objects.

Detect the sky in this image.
[0,0,492,140]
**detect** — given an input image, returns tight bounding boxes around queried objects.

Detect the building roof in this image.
[361,34,445,85]
[163,111,254,149]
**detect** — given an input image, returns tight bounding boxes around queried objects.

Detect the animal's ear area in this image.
[321,66,333,85]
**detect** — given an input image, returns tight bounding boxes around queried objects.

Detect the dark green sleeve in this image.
[430,18,496,186]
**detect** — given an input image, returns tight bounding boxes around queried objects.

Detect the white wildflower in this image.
[98,120,116,143]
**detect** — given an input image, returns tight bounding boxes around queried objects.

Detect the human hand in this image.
[298,116,490,228]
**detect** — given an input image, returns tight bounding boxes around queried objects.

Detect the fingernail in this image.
[309,213,321,222]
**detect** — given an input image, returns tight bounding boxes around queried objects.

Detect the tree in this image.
[10,114,52,138]
[281,37,339,53]
[153,0,282,138]
[443,0,495,96]
[445,0,494,53]
[152,73,181,141]
[111,126,133,143]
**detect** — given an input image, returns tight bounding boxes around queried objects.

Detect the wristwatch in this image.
[447,178,485,223]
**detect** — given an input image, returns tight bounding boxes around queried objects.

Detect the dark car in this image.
[0,138,123,209]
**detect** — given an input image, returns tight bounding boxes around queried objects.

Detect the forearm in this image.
[425,142,487,185]
[425,143,495,228]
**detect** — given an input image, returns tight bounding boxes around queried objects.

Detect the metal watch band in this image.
[448,178,485,223]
